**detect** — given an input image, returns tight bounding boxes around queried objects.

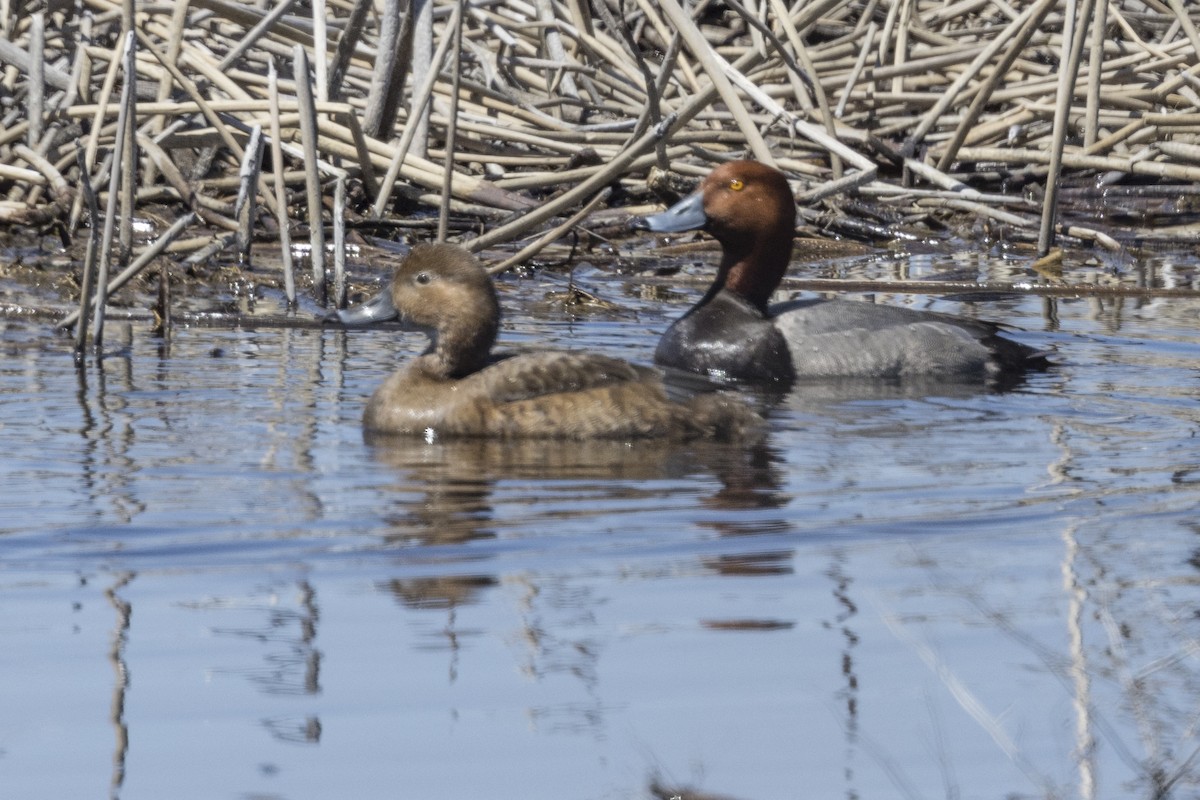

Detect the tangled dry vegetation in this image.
[3,0,1200,333]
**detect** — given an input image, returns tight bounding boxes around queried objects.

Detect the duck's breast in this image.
[655,290,793,384]
[364,367,487,435]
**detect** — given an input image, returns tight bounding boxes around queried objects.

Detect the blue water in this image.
[3,248,1200,799]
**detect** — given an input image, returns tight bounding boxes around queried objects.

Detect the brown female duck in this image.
[332,243,760,440]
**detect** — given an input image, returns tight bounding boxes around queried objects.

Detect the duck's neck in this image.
[421,316,498,379]
[713,227,792,313]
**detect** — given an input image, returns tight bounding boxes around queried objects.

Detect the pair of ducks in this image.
[335,161,1045,441]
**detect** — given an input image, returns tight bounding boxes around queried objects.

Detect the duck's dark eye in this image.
[415,272,432,285]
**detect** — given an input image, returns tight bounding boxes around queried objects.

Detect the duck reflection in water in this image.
[330,243,761,441]
[367,434,794,696]
[367,434,791,550]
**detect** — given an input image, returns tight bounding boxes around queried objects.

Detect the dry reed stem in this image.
[93,30,136,350]
[332,174,346,308]
[293,44,326,298]
[73,147,100,356]
[487,187,612,275]
[58,212,196,331]
[268,58,297,306]
[1,0,1199,314]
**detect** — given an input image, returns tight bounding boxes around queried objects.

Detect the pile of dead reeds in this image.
[3,0,1200,338]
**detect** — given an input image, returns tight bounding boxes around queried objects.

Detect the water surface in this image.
[3,247,1200,799]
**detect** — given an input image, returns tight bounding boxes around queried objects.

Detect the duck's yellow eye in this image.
[728,178,745,191]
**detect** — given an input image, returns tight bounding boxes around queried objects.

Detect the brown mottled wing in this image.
[473,351,651,405]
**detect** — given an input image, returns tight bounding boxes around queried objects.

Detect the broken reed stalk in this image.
[1039,0,1092,256]
[94,30,137,351]
[311,0,329,104]
[437,4,464,244]
[293,44,326,300]
[268,59,297,307]
[362,0,404,139]
[117,33,136,259]
[1083,0,1108,147]
[235,124,264,264]
[74,148,100,358]
[486,187,613,275]
[28,12,43,151]
[407,0,434,161]
[332,175,346,309]
[58,213,196,331]
[371,0,463,219]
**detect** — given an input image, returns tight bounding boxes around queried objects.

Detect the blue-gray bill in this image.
[326,288,398,326]
[630,189,707,233]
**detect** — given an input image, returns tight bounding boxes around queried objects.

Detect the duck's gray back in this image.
[773,298,996,379]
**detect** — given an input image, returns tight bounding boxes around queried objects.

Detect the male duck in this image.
[332,243,760,440]
[633,160,1047,386]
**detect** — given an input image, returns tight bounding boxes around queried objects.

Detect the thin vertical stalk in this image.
[1039,0,1091,256]
[155,252,171,339]
[62,7,92,110]
[28,12,44,149]
[1084,0,1109,148]
[311,0,329,104]
[235,124,264,265]
[95,31,137,351]
[294,45,327,301]
[891,0,912,94]
[332,175,347,308]
[74,147,100,360]
[876,0,901,79]
[363,0,410,138]
[84,33,125,172]
[372,1,463,219]
[268,58,296,307]
[437,6,464,243]
[118,0,136,260]
[409,0,433,159]
[836,21,877,118]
